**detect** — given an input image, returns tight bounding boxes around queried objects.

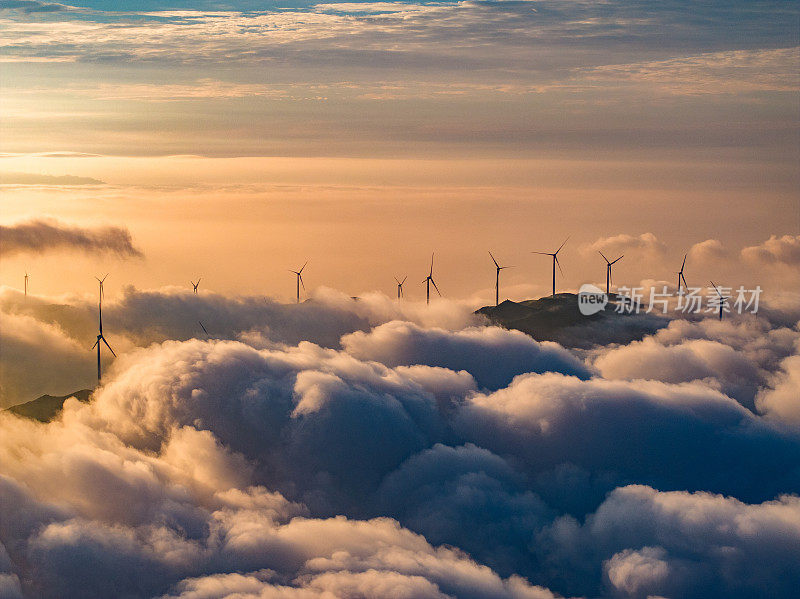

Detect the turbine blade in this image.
[91,339,99,350]
[681,254,687,271]
[395,277,400,284]
[611,254,624,265]
[489,251,499,268]
[101,336,116,357]
[401,276,407,284]
[199,321,209,335]
[555,236,570,254]
[431,278,441,296]
[299,275,305,290]
[555,255,564,277]
[430,253,435,276]
[299,260,308,274]
[531,251,551,256]
[710,280,722,296]
[599,251,609,264]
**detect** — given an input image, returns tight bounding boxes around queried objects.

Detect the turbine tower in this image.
[677,255,688,295]
[90,274,115,381]
[489,251,512,306]
[290,261,308,303]
[191,278,201,294]
[395,276,407,299]
[422,253,441,305]
[599,251,623,295]
[24,272,29,297]
[710,281,729,321]
[533,237,568,296]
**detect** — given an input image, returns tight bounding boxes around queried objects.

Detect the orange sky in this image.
[1,2,798,302]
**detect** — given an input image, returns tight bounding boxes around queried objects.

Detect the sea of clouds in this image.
[1,286,799,598]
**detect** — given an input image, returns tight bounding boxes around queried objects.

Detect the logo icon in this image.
[578,284,607,315]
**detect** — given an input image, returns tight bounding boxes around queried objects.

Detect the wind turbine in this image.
[422,253,441,305]
[677,255,688,295]
[599,251,623,295]
[290,261,308,303]
[191,278,201,294]
[710,281,729,321]
[95,273,108,300]
[533,237,568,296]
[395,276,407,299]
[489,251,512,306]
[198,321,209,337]
[90,274,115,381]
[24,272,29,297]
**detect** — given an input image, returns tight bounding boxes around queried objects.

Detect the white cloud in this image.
[742,235,800,268]
[1,280,799,598]
[584,233,666,259]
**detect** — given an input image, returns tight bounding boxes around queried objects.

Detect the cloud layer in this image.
[1,282,799,598]
[0,219,142,258]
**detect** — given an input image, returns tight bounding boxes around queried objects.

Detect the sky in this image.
[2,4,800,598]
[0,0,798,302]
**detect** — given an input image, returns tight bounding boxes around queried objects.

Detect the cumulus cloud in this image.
[0,285,482,406]
[742,235,800,268]
[594,337,764,409]
[2,282,799,598]
[590,317,800,411]
[0,219,142,258]
[688,238,729,263]
[455,373,800,510]
[540,485,800,598]
[584,233,666,259]
[0,312,96,407]
[342,321,591,390]
[756,352,800,427]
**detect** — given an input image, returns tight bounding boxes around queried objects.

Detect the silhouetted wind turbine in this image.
[191,278,201,294]
[533,237,568,296]
[24,272,29,297]
[599,251,623,295]
[489,251,512,306]
[290,261,308,303]
[422,253,441,305]
[710,281,729,321]
[95,273,108,300]
[395,276,407,299]
[90,274,115,381]
[198,320,209,337]
[677,255,688,295]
